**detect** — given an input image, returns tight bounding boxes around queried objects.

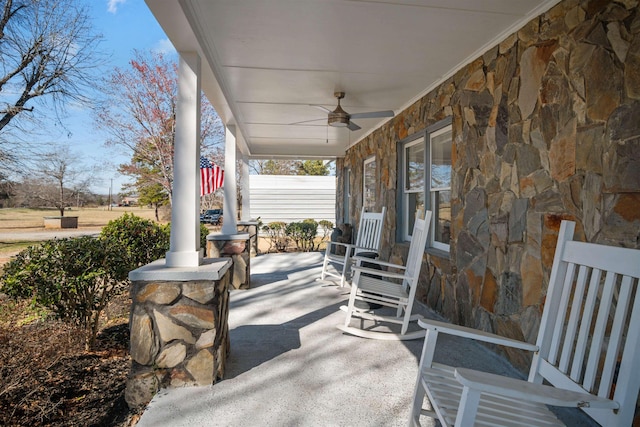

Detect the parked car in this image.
[200,209,223,225]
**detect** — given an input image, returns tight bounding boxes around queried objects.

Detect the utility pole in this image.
[108,178,113,211]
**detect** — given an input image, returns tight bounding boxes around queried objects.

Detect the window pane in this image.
[433,190,451,245]
[431,129,452,189]
[363,158,376,211]
[405,143,424,191]
[406,191,424,237]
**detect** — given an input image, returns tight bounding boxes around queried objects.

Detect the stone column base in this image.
[238,221,259,257]
[125,258,231,409]
[207,233,251,289]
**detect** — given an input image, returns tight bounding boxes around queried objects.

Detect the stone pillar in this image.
[125,258,231,409]
[238,221,259,257]
[207,233,250,289]
[166,51,202,268]
[222,126,238,235]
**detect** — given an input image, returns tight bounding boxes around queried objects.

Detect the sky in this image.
[51,0,176,195]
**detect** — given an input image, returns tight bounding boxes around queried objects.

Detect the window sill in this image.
[425,247,450,259]
[397,241,450,260]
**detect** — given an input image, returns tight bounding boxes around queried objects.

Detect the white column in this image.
[222,125,238,235]
[166,52,202,268]
[240,154,251,221]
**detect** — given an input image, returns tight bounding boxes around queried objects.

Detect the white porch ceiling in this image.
[145,0,559,159]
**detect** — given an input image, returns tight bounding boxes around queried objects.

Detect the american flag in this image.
[200,156,224,196]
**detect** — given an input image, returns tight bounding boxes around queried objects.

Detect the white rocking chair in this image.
[337,210,432,340]
[320,207,386,287]
[409,220,640,427]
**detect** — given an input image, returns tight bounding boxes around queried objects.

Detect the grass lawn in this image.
[0,207,160,268]
[0,206,158,231]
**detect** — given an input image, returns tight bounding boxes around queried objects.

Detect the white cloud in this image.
[107,0,127,14]
[152,38,177,56]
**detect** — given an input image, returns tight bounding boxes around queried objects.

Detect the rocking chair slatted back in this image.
[354,209,386,253]
[320,207,386,287]
[531,221,640,426]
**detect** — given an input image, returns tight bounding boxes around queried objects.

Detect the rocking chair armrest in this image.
[454,368,619,409]
[327,242,370,257]
[326,241,353,251]
[351,256,407,271]
[417,318,538,352]
[351,265,413,281]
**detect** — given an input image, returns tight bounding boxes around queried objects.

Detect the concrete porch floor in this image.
[137,252,597,427]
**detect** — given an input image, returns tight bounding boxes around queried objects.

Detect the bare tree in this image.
[96,50,224,207]
[250,159,300,175]
[0,0,103,173]
[32,146,89,215]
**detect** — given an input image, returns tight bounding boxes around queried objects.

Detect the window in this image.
[343,167,351,223]
[403,137,425,239]
[363,157,376,212]
[399,120,452,251]
[428,126,452,251]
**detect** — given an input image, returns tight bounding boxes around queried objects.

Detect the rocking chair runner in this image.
[409,220,640,427]
[337,210,432,340]
[320,207,386,287]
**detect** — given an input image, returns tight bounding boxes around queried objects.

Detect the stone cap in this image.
[129,257,232,282]
[207,232,250,241]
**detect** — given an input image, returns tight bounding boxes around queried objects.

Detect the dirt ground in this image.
[0,294,140,427]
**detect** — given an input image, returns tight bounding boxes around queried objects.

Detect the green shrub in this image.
[1,214,212,348]
[318,220,333,241]
[286,221,318,252]
[262,221,289,252]
[0,236,129,349]
[200,222,210,251]
[0,243,52,300]
[100,213,170,270]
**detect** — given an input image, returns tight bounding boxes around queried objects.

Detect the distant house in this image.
[121,196,139,207]
[249,175,335,227]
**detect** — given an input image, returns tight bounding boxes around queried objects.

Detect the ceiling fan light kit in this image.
[295,91,394,131]
[328,92,350,127]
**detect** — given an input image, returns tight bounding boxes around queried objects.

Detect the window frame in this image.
[427,125,452,252]
[397,117,452,253]
[401,134,426,240]
[363,156,376,212]
[343,167,351,223]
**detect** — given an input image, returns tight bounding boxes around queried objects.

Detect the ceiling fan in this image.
[296,92,394,131]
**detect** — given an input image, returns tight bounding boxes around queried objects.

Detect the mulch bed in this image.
[0,297,141,427]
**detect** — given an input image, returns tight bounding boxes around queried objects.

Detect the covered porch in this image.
[128,0,640,423]
[135,252,595,426]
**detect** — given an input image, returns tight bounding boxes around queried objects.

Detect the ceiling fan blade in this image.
[349,110,395,119]
[347,121,361,131]
[289,118,326,125]
[310,105,332,114]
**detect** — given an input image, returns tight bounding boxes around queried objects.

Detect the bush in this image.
[286,220,318,252]
[262,222,289,252]
[100,213,170,270]
[0,236,129,349]
[318,219,333,241]
[200,222,210,251]
[0,243,53,300]
[1,214,213,348]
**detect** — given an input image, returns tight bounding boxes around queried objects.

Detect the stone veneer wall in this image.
[337,0,640,370]
[125,272,230,408]
[207,236,250,289]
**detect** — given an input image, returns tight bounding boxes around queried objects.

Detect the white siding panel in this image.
[249,175,336,225]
